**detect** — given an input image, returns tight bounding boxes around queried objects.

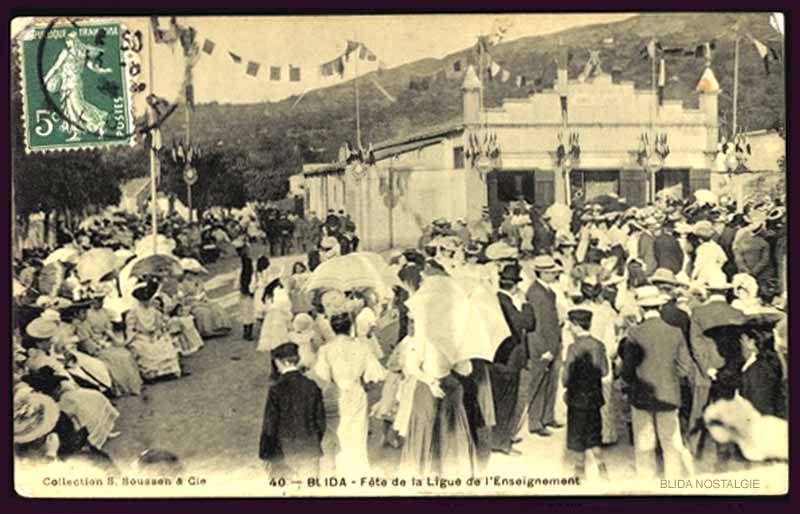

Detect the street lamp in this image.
[722,133,751,211]
[555,131,580,205]
[636,132,669,203]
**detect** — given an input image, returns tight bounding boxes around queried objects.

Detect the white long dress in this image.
[256,286,292,352]
[311,335,386,476]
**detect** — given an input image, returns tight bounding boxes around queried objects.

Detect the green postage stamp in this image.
[19,21,135,153]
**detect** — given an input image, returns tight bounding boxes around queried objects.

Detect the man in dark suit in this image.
[653,224,684,274]
[686,273,746,456]
[525,255,564,437]
[651,268,693,436]
[491,263,536,454]
[259,342,326,479]
[625,285,695,479]
[637,218,658,277]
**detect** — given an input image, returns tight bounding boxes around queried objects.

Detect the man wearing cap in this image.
[525,255,564,437]
[686,272,746,457]
[623,285,695,479]
[492,263,536,454]
[259,342,326,479]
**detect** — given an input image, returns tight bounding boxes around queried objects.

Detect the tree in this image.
[159,147,248,219]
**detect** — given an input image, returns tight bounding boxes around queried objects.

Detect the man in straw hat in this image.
[686,271,745,457]
[525,255,565,437]
[259,341,326,480]
[622,285,695,479]
[732,211,772,295]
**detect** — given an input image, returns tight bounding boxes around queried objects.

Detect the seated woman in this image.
[125,280,182,381]
[13,384,116,472]
[22,365,120,452]
[179,271,232,338]
[76,296,143,396]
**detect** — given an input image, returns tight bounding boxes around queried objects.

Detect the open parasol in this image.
[42,246,80,266]
[303,252,400,299]
[76,248,117,283]
[118,254,183,297]
[543,203,572,235]
[405,275,510,363]
[134,234,177,257]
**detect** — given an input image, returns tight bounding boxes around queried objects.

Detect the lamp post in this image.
[637,132,669,203]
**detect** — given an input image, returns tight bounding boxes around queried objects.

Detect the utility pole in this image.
[148,20,159,255]
[354,34,362,150]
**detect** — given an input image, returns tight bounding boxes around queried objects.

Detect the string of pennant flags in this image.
[151,17,380,90]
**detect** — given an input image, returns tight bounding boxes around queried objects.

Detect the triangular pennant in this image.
[201,39,215,55]
[229,52,242,63]
[246,61,260,77]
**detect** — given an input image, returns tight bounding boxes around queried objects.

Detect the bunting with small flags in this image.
[657,58,666,105]
[748,34,781,75]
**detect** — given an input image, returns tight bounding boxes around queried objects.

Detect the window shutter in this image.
[619,168,648,206]
[533,169,555,207]
[689,168,711,193]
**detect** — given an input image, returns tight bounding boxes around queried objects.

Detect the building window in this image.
[453,146,465,169]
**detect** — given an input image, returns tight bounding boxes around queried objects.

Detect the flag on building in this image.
[640,39,662,60]
[657,58,666,105]
[490,61,501,78]
[489,17,513,45]
[501,69,511,83]
[201,38,215,55]
[320,61,334,76]
[345,40,360,58]
[770,12,784,38]
[246,61,260,77]
[748,34,780,75]
[335,57,345,77]
[515,75,527,87]
[229,52,242,63]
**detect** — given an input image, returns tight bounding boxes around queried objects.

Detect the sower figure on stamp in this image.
[259,342,326,480]
[526,255,565,437]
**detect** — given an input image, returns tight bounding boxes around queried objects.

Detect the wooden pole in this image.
[354,36,361,149]
[148,21,159,255]
[650,43,657,203]
[732,35,740,139]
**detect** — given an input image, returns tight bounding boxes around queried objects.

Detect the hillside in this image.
[160,12,784,162]
[14,12,786,214]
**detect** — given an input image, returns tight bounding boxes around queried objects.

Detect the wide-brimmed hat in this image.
[180,258,208,275]
[674,221,693,234]
[499,263,523,284]
[704,272,732,291]
[321,289,348,316]
[693,220,716,238]
[650,268,683,287]
[532,255,562,272]
[464,241,482,256]
[14,392,60,444]
[25,318,59,340]
[635,285,670,307]
[132,279,161,302]
[485,241,518,261]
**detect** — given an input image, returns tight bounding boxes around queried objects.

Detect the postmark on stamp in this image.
[19,20,135,153]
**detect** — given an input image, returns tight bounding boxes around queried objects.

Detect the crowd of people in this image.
[14,189,788,484]
[253,189,788,481]
[12,207,240,469]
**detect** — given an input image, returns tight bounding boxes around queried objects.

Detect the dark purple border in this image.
[1,1,796,512]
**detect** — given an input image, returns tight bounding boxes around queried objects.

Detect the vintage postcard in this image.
[10,12,787,498]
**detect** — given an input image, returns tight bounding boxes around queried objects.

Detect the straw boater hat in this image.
[634,285,669,307]
[292,313,314,333]
[650,268,684,287]
[532,255,563,273]
[14,392,60,444]
[180,258,208,275]
[464,241,482,256]
[693,220,716,239]
[674,221,693,235]
[555,232,578,248]
[485,241,519,261]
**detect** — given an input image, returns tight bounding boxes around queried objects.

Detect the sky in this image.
[13,14,636,105]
